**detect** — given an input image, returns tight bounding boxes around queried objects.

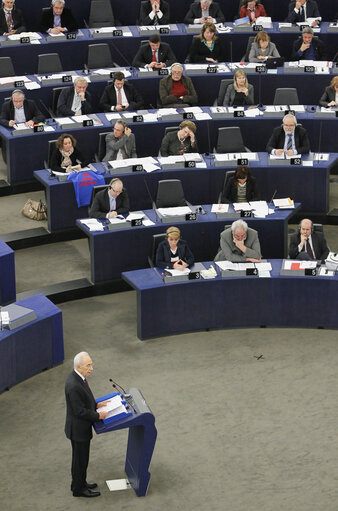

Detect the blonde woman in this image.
[223,69,254,106]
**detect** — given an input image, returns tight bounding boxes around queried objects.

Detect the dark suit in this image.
[99,82,144,112]
[239,4,267,19]
[221,176,259,204]
[138,0,170,25]
[132,42,176,68]
[291,36,327,61]
[56,87,92,117]
[184,2,225,24]
[0,8,26,35]
[214,226,261,262]
[289,231,329,261]
[266,125,310,154]
[189,37,226,63]
[38,7,77,33]
[0,99,44,128]
[103,133,137,161]
[50,147,90,173]
[89,188,130,218]
[156,239,194,269]
[160,130,199,156]
[223,83,254,106]
[286,0,320,23]
[319,86,337,107]
[64,370,99,494]
[159,74,198,107]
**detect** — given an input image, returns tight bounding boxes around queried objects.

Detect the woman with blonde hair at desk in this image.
[156,226,194,270]
[223,69,254,106]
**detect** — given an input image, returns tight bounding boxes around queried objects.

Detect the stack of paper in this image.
[157,206,192,216]
[273,198,294,208]
[211,204,229,213]
[80,219,104,231]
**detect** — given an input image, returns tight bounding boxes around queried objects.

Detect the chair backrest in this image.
[38,53,63,74]
[313,223,323,234]
[219,170,236,203]
[156,179,187,208]
[165,126,180,136]
[97,131,110,161]
[216,127,246,153]
[243,36,255,62]
[89,184,109,207]
[87,43,114,69]
[149,233,167,266]
[47,139,57,168]
[273,88,299,105]
[216,79,233,106]
[88,0,115,27]
[0,57,15,78]
[52,87,64,116]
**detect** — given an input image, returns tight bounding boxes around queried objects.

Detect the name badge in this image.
[133,115,143,122]
[185,161,196,168]
[83,119,94,127]
[185,212,197,221]
[33,125,44,133]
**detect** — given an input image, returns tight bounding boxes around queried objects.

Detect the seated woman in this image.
[160,120,198,156]
[159,62,198,108]
[223,70,254,106]
[239,0,266,22]
[188,22,226,64]
[220,165,259,204]
[156,226,194,271]
[319,76,338,108]
[248,31,280,62]
[50,133,90,173]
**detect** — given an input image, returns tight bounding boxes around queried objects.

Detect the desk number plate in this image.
[62,75,72,83]
[20,36,30,44]
[185,212,197,221]
[290,157,302,165]
[67,33,77,40]
[83,119,94,127]
[188,272,200,280]
[14,80,24,88]
[132,164,143,172]
[237,158,248,166]
[255,65,266,73]
[305,268,316,276]
[183,112,194,120]
[253,25,263,32]
[133,115,143,122]
[246,268,258,276]
[158,68,169,76]
[234,110,245,118]
[207,66,217,73]
[241,210,252,218]
[131,218,143,227]
[185,161,196,168]
[33,125,44,133]
[160,27,170,34]
[304,66,315,73]
[113,29,123,36]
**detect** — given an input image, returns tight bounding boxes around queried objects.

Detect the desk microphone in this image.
[316,119,323,164]
[144,177,157,210]
[109,378,131,399]
[83,18,90,30]
[268,188,277,215]
[39,99,54,122]
[230,40,233,65]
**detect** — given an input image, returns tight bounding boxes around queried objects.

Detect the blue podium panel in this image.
[77,206,299,284]
[0,294,64,393]
[0,238,16,305]
[94,388,157,497]
[122,260,338,340]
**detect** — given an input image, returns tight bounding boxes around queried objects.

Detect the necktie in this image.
[84,378,89,387]
[306,240,314,259]
[6,11,13,31]
[287,134,293,151]
[299,6,305,22]
[117,88,122,107]
[152,49,157,63]
[153,13,159,25]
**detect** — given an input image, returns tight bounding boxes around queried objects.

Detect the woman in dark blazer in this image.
[188,22,226,64]
[239,0,266,22]
[50,133,90,173]
[223,69,254,106]
[221,166,259,204]
[156,226,194,270]
[319,76,338,107]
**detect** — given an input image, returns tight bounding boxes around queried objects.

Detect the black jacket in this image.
[291,36,327,61]
[0,99,44,128]
[56,87,92,116]
[0,8,26,35]
[89,188,130,218]
[50,146,90,173]
[99,82,144,112]
[266,125,310,154]
[289,231,329,261]
[38,7,77,33]
[189,37,226,64]
[221,176,259,204]
[184,2,225,24]
[159,74,198,107]
[319,86,337,107]
[132,41,176,68]
[138,0,170,25]
[156,239,194,269]
[160,130,199,156]
[286,0,320,23]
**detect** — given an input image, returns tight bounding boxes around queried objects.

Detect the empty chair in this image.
[38,53,63,74]
[51,87,64,116]
[149,233,167,267]
[218,170,236,203]
[214,79,233,106]
[87,43,114,69]
[88,0,115,27]
[0,57,15,78]
[273,88,299,105]
[215,127,250,153]
[155,179,189,208]
[95,132,110,162]
[242,36,255,62]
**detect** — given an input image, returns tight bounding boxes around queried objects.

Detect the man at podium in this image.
[65,352,108,498]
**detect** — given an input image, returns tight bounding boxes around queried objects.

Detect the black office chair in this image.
[215,127,251,153]
[95,132,110,162]
[88,184,109,215]
[155,179,190,208]
[44,139,57,169]
[0,57,15,77]
[273,88,299,105]
[37,53,63,74]
[87,43,114,69]
[149,233,167,267]
[88,0,115,27]
[214,79,233,106]
[218,170,236,203]
[158,127,180,156]
[241,36,255,62]
[51,87,64,116]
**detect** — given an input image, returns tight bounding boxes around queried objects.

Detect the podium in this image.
[94,388,157,497]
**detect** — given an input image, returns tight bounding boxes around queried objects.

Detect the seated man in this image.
[266,113,310,156]
[289,218,329,262]
[99,72,144,112]
[89,178,130,219]
[38,0,77,34]
[160,121,198,156]
[0,0,26,35]
[184,0,225,24]
[291,27,327,61]
[286,0,321,26]
[0,89,44,128]
[159,63,198,108]
[214,219,262,263]
[132,34,176,69]
[56,77,92,116]
[102,121,137,161]
[138,0,170,25]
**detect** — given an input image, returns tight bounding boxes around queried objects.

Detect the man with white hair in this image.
[65,352,108,498]
[56,77,92,116]
[0,89,44,128]
[266,113,310,156]
[38,0,77,34]
[184,0,225,24]
[214,219,262,262]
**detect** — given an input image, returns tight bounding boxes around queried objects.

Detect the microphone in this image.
[83,18,90,30]
[39,98,54,122]
[109,378,131,399]
[230,40,233,65]
[83,63,90,76]
[144,177,157,209]
[268,188,277,215]
[316,119,323,165]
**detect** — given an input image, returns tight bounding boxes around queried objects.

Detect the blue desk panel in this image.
[122,260,338,339]
[0,238,16,305]
[77,206,299,283]
[0,294,64,393]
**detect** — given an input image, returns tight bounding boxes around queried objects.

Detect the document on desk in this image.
[8,31,41,41]
[273,198,294,208]
[54,117,76,125]
[211,204,229,213]
[195,112,212,120]
[109,217,127,225]
[233,202,252,211]
[80,219,104,231]
[25,81,41,90]
[284,260,317,270]
[157,206,192,216]
[182,106,203,114]
[244,108,262,118]
[165,268,190,276]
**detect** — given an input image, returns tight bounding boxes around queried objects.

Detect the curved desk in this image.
[122,260,338,340]
[0,238,16,305]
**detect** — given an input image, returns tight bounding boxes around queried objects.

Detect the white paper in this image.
[106,479,131,492]
[55,117,75,125]
[166,268,190,276]
[233,202,252,211]
[8,31,41,40]
[284,260,317,270]
[273,198,294,208]
[105,113,122,121]
[157,206,192,216]
[25,81,41,90]
[126,212,145,221]
[211,203,229,213]
[194,112,212,120]
[142,218,155,226]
